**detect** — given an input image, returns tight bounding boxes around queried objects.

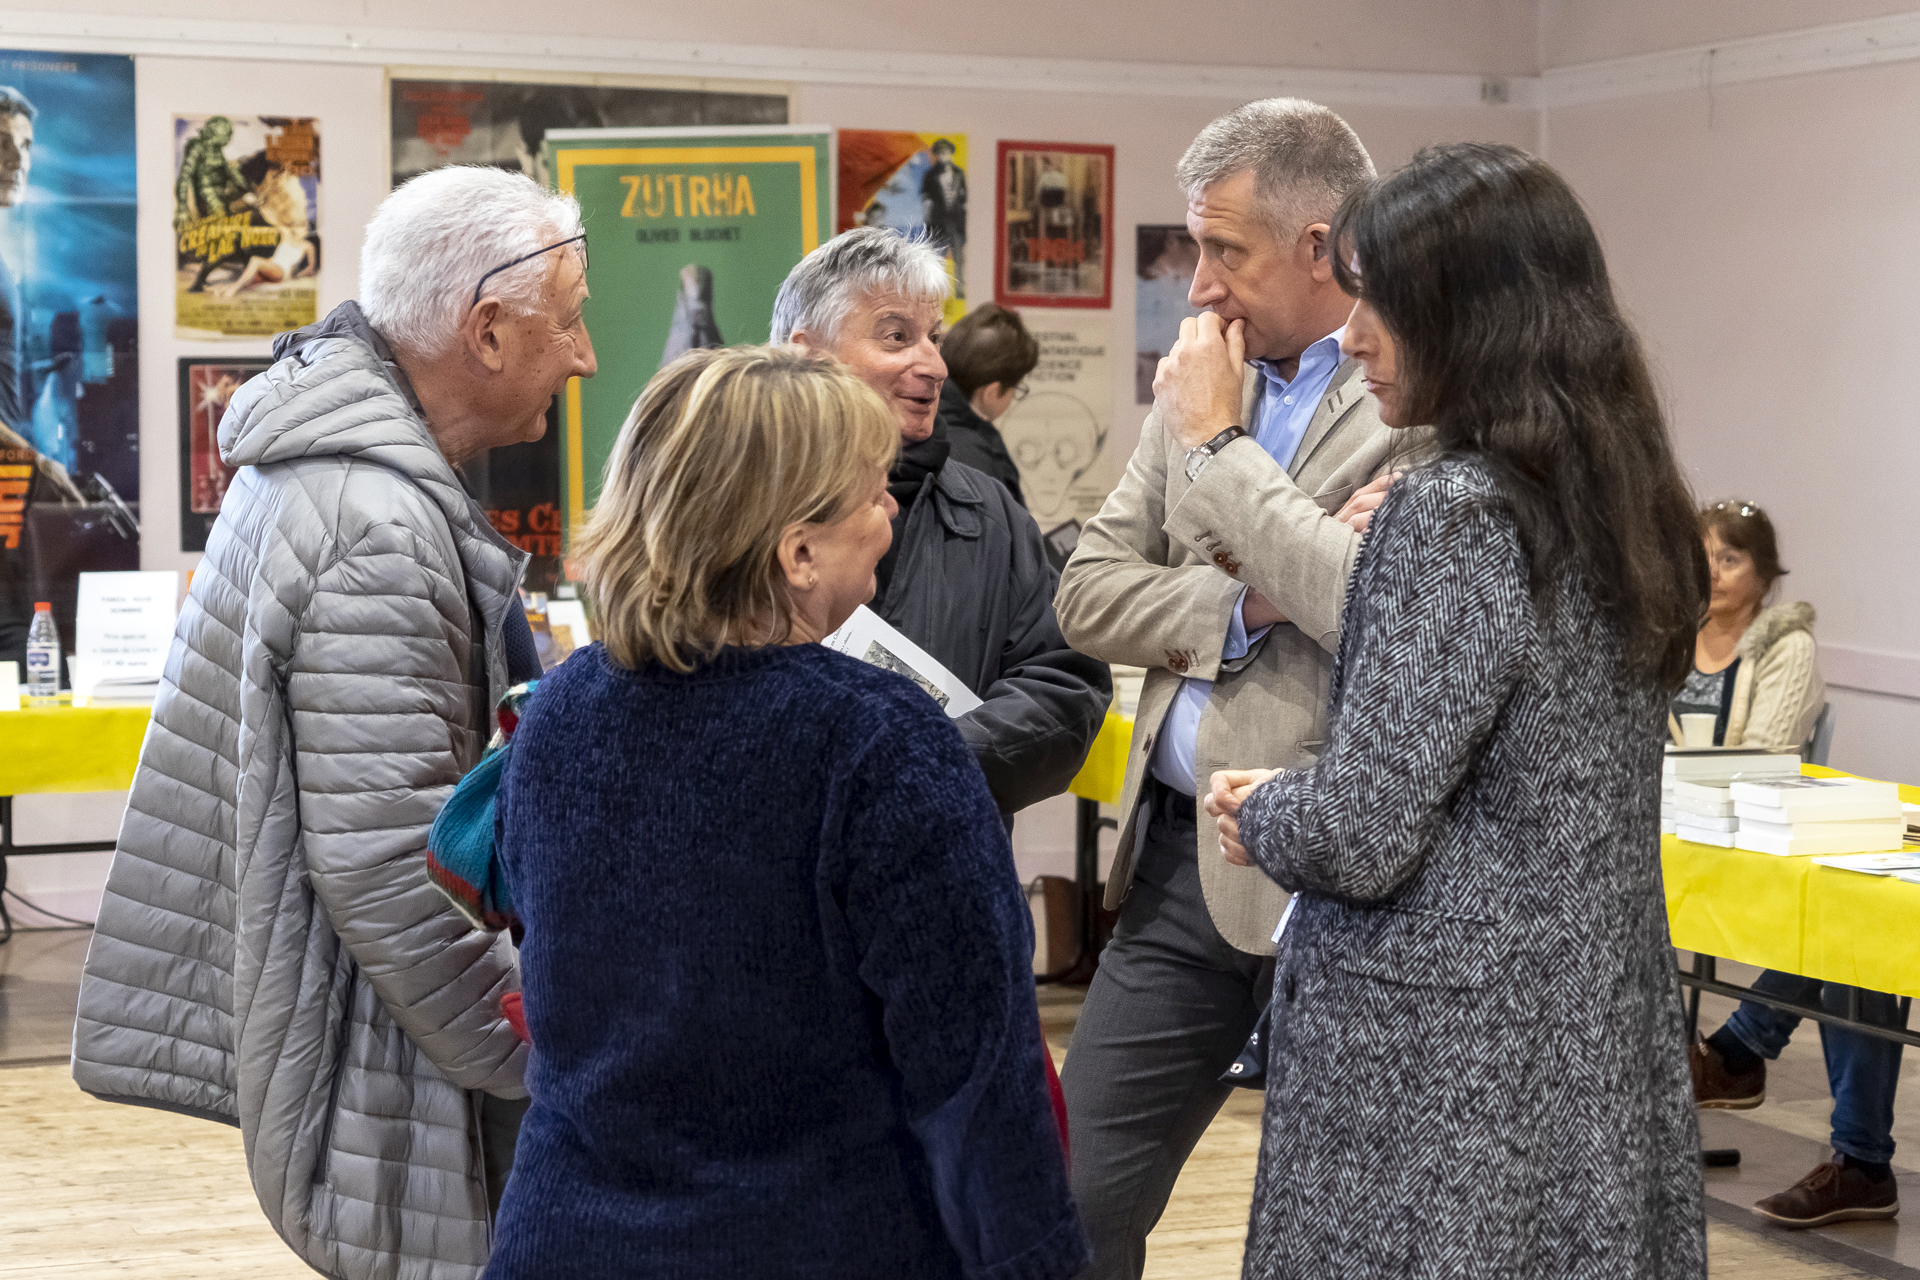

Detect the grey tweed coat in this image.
[72,303,528,1279]
[1237,458,1706,1279]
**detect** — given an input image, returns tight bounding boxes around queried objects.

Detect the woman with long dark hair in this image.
[1205,143,1709,1276]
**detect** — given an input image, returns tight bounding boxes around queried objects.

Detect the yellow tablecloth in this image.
[1072,720,1920,996]
[0,697,152,795]
[1068,710,1134,806]
[1663,766,1920,996]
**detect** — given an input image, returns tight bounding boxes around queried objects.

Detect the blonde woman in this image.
[484,346,1087,1280]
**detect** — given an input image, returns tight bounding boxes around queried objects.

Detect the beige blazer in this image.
[1056,360,1428,954]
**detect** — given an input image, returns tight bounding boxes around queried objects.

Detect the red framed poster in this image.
[995,141,1114,310]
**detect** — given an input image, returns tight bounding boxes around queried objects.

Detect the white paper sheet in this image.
[821,606,983,719]
[75,571,178,698]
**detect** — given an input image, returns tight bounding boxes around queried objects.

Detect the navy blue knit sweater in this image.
[484,642,1088,1280]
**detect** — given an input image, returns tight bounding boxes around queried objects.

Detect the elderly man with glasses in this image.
[773,227,1111,824]
[73,166,595,1280]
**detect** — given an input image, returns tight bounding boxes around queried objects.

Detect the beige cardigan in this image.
[1669,600,1825,751]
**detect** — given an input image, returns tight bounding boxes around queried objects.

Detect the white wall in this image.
[1545,51,1920,784]
[0,0,1544,76]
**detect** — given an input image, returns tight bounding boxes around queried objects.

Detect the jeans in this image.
[1723,970,1903,1164]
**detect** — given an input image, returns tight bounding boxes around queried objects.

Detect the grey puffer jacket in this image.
[72,302,529,1280]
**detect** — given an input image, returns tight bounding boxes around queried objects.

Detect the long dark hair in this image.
[1330,143,1705,690]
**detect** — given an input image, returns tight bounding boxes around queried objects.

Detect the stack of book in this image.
[1729,777,1905,856]
[1661,748,1803,836]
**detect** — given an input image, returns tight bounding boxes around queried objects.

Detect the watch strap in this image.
[1199,426,1247,455]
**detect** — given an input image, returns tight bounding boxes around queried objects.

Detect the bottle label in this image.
[25,649,52,670]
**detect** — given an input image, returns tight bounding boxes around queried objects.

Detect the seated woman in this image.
[1205,144,1708,1276]
[1683,506,1896,1230]
[483,346,1087,1280]
[1668,499,1824,749]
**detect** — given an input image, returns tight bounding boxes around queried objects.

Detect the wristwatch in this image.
[1183,426,1247,483]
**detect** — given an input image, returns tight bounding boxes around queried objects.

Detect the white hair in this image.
[360,165,584,358]
[769,227,951,345]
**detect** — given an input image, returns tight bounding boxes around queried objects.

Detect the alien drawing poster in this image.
[389,75,789,594]
[173,115,320,340]
[995,311,1115,568]
[0,50,138,675]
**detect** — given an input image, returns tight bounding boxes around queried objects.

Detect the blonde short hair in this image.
[575,345,898,672]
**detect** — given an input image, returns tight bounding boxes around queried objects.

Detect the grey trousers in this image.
[1061,779,1275,1280]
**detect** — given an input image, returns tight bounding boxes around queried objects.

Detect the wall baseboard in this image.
[1545,10,1920,107]
[1821,643,1920,703]
[13,7,1920,110]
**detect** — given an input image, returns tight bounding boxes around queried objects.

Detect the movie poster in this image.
[547,125,833,535]
[996,311,1115,568]
[838,130,967,325]
[389,76,788,593]
[173,115,320,339]
[0,50,138,675]
[178,357,270,552]
[1136,224,1202,405]
[996,142,1114,310]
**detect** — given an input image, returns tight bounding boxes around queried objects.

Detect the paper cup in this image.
[1680,713,1717,749]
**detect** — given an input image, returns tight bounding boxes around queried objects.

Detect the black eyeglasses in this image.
[471,233,588,310]
[1014,382,1032,403]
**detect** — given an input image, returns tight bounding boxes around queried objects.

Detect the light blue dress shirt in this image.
[1150,329,1347,796]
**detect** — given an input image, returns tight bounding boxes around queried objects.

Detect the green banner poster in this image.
[546,125,833,535]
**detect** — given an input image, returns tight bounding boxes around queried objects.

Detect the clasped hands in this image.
[1204,769,1279,866]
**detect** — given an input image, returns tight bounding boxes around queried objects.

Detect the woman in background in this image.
[1683,504,1896,1232]
[484,346,1086,1280]
[1669,499,1824,749]
[1207,143,1708,1277]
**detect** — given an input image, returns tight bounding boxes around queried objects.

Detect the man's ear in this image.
[1300,223,1334,282]
[787,327,821,354]
[462,298,509,373]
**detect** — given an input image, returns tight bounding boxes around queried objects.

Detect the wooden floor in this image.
[0,948,1901,1279]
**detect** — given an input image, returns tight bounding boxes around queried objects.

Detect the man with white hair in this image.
[1054,99,1427,1278]
[73,166,595,1280]
[772,227,1110,819]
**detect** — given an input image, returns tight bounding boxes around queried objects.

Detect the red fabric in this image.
[1042,1037,1069,1166]
[502,991,529,1044]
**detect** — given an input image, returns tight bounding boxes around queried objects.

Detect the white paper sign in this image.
[821,605,983,719]
[76,571,179,695]
[998,310,1115,531]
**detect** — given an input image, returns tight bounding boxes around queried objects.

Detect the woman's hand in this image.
[1204,768,1279,866]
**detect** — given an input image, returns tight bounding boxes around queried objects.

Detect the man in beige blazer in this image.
[1054,99,1429,1279]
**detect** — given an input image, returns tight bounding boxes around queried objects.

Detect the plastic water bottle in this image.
[25,601,58,703]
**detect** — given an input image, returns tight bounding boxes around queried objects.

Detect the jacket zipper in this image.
[311,960,358,1185]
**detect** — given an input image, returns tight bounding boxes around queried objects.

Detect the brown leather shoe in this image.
[1753,1157,1898,1228]
[1690,1034,1764,1109]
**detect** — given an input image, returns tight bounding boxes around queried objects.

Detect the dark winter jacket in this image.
[874,455,1110,814]
[937,380,1025,505]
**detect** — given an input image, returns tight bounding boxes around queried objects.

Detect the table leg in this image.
[1035,797,1114,985]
